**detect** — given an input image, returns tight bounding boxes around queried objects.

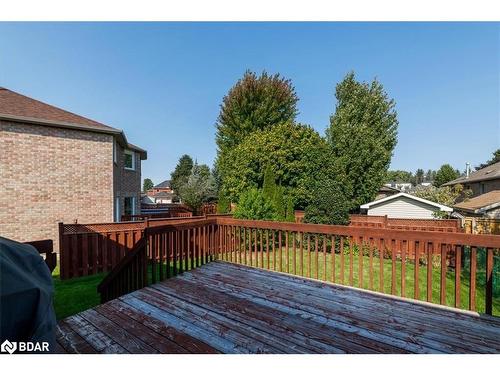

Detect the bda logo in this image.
[1,340,17,354]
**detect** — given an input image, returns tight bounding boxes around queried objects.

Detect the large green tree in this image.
[386,170,413,183]
[215,70,299,154]
[434,164,460,187]
[170,154,194,193]
[218,121,329,209]
[326,72,398,210]
[142,178,154,192]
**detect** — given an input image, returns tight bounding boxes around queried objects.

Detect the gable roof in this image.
[360,192,453,212]
[0,87,146,159]
[443,161,500,186]
[154,180,172,189]
[454,190,500,214]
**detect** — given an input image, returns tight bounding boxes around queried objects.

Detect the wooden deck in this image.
[56,261,500,354]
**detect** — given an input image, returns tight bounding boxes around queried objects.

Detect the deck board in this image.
[56,261,500,354]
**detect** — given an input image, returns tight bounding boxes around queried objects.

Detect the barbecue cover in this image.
[0,236,56,353]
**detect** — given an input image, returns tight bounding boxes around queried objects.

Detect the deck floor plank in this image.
[201,262,499,353]
[57,261,500,354]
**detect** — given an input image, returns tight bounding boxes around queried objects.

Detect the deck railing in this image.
[58,216,208,279]
[24,239,57,273]
[96,216,499,316]
[98,218,218,302]
[216,218,499,316]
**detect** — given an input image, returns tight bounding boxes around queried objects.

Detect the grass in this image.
[219,246,500,316]
[52,265,107,320]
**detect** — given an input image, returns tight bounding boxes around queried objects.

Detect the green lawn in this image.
[219,247,500,316]
[52,265,106,320]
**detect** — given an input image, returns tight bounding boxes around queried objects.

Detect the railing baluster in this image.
[427,242,433,302]
[414,241,420,300]
[299,232,304,276]
[379,238,384,293]
[349,236,354,286]
[315,235,319,279]
[285,231,289,273]
[323,235,327,282]
[331,235,336,283]
[455,244,461,309]
[368,237,373,290]
[358,236,363,289]
[340,236,345,284]
[307,234,311,278]
[260,230,264,269]
[159,233,164,281]
[401,240,406,298]
[469,246,477,311]
[292,232,296,275]
[391,239,396,295]
[272,230,276,271]
[266,230,270,269]
[254,229,258,267]
[486,247,493,315]
[440,243,446,305]
[278,231,283,272]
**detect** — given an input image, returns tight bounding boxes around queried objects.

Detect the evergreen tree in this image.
[434,164,460,187]
[171,154,194,193]
[326,72,398,210]
[262,165,277,200]
[285,195,295,222]
[217,191,231,214]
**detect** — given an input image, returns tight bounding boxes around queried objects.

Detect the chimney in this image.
[466,162,471,178]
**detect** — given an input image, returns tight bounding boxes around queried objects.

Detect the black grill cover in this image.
[0,236,56,352]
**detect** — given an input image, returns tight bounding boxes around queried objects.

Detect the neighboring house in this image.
[384,182,413,192]
[453,190,500,219]
[0,87,146,248]
[376,185,400,200]
[147,179,173,196]
[443,161,500,198]
[360,192,453,219]
[150,191,174,204]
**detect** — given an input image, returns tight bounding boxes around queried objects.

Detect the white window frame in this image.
[114,197,120,222]
[124,150,136,171]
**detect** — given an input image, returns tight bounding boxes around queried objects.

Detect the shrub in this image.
[233,189,278,221]
[304,175,350,225]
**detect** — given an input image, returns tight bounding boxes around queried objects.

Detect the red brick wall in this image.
[0,120,114,250]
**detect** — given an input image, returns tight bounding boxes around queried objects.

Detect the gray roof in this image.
[443,161,500,186]
[154,180,172,189]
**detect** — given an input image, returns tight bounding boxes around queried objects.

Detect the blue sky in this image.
[0,22,498,184]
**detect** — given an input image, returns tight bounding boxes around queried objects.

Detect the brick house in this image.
[0,87,147,248]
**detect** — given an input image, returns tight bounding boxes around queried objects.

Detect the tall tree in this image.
[326,72,398,210]
[386,170,413,183]
[215,70,299,154]
[476,149,500,170]
[142,178,154,192]
[434,164,460,187]
[170,154,194,193]
[218,122,329,208]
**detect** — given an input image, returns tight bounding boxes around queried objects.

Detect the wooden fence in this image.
[58,216,208,279]
[465,217,500,235]
[295,211,461,232]
[97,216,500,316]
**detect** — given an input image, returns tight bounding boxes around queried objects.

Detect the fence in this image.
[295,211,461,232]
[465,217,500,235]
[58,216,208,279]
[97,216,500,316]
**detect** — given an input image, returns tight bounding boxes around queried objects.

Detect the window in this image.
[480,183,485,194]
[114,197,120,222]
[124,196,136,216]
[124,150,135,170]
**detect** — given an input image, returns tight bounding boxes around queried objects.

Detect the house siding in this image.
[0,120,114,250]
[463,179,500,198]
[367,196,440,219]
